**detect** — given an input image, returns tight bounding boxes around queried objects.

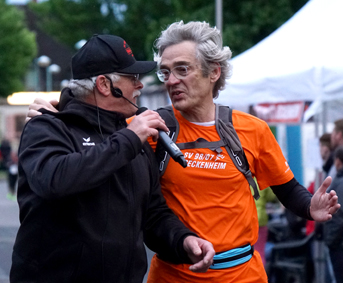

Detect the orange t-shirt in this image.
[146,107,293,283]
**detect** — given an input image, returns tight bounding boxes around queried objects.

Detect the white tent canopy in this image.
[216,0,343,109]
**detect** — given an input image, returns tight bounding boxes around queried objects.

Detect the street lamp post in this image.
[36,56,61,92]
[215,0,223,32]
[46,64,61,92]
[75,39,87,50]
[36,55,51,91]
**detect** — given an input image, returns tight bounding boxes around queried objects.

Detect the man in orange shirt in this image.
[146,21,340,283]
[28,21,340,282]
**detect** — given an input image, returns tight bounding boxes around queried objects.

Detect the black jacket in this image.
[10,89,195,283]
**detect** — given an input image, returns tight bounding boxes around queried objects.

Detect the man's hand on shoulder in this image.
[26,98,59,122]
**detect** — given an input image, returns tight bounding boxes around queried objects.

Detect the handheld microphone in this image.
[105,75,187,168]
[135,108,187,168]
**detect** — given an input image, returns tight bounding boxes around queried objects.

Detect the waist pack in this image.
[155,104,260,200]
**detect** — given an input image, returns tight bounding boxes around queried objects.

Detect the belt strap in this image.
[177,138,225,154]
[210,244,254,269]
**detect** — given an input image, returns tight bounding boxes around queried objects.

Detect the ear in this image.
[210,63,221,83]
[95,75,111,97]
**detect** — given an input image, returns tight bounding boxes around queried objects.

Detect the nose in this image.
[165,72,180,86]
[135,79,143,89]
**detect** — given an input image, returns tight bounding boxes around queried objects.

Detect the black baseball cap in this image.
[72,34,157,79]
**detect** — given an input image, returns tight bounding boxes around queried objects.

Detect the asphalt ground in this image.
[0,178,19,283]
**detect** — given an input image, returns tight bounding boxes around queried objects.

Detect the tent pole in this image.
[323,101,327,133]
[215,0,223,32]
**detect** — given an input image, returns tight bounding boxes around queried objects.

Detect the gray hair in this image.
[68,73,120,100]
[154,21,232,99]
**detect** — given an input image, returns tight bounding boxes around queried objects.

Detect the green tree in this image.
[0,0,37,97]
[29,0,308,61]
[116,0,308,59]
[29,0,122,50]
[116,0,215,60]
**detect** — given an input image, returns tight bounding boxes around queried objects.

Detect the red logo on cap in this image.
[123,40,134,57]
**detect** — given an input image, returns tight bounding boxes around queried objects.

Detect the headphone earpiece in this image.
[104,75,123,98]
[110,85,123,98]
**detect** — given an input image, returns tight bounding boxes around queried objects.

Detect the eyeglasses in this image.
[116,73,140,85]
[156,65,195,82]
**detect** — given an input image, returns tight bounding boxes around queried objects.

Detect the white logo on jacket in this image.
[82,137,95,146]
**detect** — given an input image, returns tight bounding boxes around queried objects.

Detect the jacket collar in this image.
[41,88,127,132]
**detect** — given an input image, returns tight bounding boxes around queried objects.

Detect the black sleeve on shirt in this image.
[271,177,314,220]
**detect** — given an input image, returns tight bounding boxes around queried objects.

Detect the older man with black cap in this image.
[10,34,215,283]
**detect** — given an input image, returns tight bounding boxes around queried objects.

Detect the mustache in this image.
[133,90,141,98]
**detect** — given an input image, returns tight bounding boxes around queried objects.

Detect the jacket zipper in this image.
[125,163,136,283]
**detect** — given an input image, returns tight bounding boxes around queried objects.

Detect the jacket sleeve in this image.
[19,115,142,199]
[142,144,197,264]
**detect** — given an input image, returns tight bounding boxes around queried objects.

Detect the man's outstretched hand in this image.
[183,236,215,273]
[310,176,341,222]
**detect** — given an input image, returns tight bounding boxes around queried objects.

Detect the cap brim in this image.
[117,61,157,74]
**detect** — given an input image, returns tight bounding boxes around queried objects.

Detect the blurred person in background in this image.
[328,119,343,180]
[0,139,18,201]
[324,145,343,283]
[321,133,334,177]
